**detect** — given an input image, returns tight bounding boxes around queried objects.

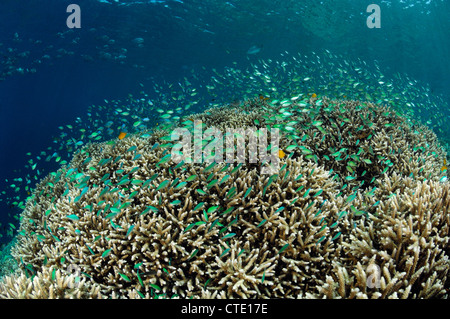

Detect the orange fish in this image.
[259,95,269,101]
[278,149,285,159]
[118,132,127,140]
[442,159,447,172]
[311,93,317,98]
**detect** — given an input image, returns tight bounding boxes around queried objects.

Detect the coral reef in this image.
[316,178,449,298]
[0,266,102,299]
[1,96,448,298]
[0,240,18,279]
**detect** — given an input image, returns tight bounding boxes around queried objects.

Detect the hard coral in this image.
[2,96,448,299]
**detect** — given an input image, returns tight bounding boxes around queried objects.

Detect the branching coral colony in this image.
[1,96,448,299]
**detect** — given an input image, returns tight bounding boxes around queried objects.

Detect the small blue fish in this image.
[247,45,262,55]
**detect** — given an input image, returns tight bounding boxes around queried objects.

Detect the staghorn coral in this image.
[0,266,103,299]
[284,97,445,193]
[2,96,449,298]
[314,179,449,298]
[188,96,446,196]
[8,141,348,298]
[184,99,269,131]
[0,240,18,279]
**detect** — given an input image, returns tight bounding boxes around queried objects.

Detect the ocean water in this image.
[0,0,449,297]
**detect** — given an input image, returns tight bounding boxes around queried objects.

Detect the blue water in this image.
[0,0,449,246]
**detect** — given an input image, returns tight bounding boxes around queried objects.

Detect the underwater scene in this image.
[0,0,449,300]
